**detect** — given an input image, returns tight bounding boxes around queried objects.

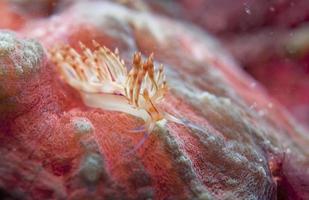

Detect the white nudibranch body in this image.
[49,41,169,132]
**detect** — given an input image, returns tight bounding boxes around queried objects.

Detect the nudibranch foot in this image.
[128,126,147,133]
[124,131,150,157]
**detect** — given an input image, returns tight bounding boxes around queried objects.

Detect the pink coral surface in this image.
[0,1,308,200]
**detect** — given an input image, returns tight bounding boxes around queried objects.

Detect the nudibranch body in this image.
[49,41,169,132]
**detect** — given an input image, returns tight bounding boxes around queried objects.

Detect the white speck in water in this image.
[250,82,257,88]
[269,6,275,12]
[245,7,251,15]
[244,3,252,15]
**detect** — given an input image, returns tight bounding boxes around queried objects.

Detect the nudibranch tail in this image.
[49,41,168,133]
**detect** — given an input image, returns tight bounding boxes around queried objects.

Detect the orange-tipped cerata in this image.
[49,41,168,132]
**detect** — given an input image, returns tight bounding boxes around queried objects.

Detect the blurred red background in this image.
[146,0,309,128]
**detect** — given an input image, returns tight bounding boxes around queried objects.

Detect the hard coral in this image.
[0,31,44,77]
[0,1,308,200]
[0,30,45,116]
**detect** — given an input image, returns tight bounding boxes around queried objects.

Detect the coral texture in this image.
[0,30,45,117]
[0,1,308,200]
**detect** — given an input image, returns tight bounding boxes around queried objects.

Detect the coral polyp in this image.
[49,41,168,132]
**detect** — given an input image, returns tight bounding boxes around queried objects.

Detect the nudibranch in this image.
[49,41,173,132]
